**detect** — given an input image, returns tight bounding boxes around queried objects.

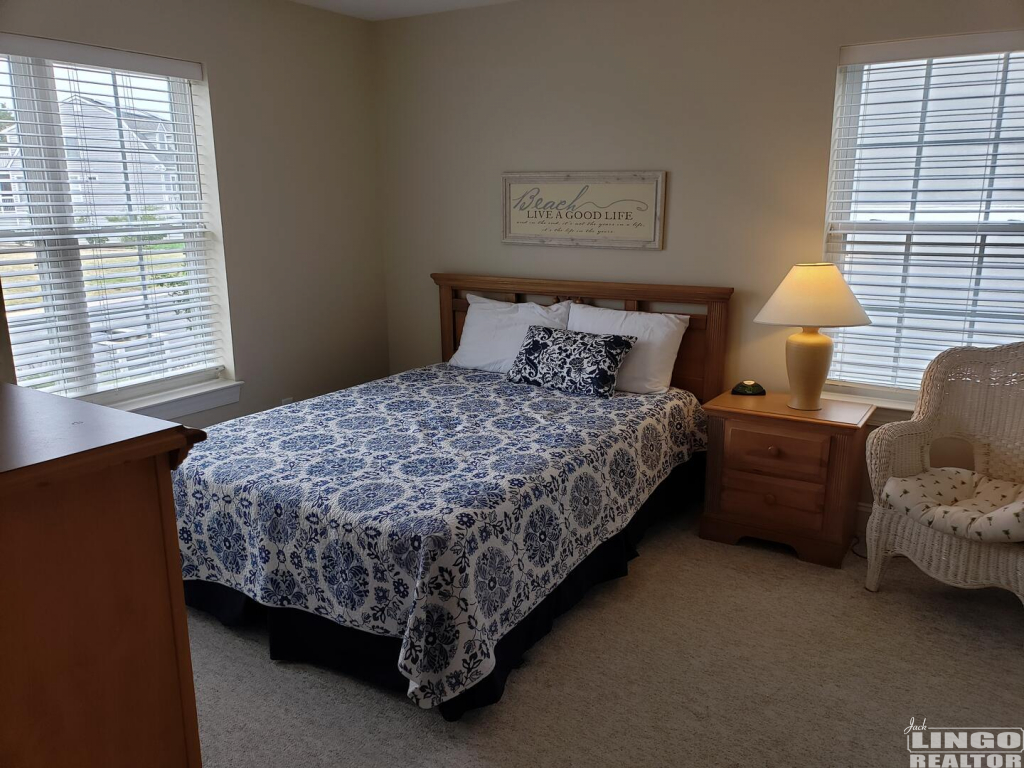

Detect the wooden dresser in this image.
[700,392,874,568]
[0,383,205,768]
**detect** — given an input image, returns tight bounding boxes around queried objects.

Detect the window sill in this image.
[820,391,915,427]
[100,378,243,421]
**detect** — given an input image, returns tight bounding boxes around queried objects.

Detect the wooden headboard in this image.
[430,273,733,403]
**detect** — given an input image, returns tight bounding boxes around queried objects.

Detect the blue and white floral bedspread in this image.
[173,364,705,708]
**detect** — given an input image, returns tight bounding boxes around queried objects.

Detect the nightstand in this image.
[699,392,875,568]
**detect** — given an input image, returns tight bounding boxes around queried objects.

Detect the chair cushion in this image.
[883,467,1024,543]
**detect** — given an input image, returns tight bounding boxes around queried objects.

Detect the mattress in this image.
[173,363,706,707]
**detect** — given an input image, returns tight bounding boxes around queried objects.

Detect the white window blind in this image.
[0,46,223,398]
[825,48,1024,392]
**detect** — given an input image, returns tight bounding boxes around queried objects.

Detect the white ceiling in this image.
[293,0,520,21]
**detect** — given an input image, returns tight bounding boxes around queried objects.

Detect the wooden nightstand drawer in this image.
[720,470,825,534]
[725,421,830,483]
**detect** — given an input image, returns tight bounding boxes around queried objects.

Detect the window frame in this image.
[0,34,238,418]
[823,31,1024,397]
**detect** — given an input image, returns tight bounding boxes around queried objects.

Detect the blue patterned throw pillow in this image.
[507,326,637,398]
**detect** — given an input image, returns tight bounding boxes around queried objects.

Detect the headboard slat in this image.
[432,274,733,403]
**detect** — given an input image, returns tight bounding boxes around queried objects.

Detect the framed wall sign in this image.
[502,171,666,250]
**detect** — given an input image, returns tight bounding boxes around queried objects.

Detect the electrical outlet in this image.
[281,397,293,405]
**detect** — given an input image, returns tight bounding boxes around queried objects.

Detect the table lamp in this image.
[754,263,870,411]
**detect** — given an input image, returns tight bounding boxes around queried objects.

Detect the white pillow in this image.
[449,294,571,373]
[567,303,688,394]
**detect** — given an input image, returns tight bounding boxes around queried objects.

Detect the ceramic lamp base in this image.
[785,327,833,411]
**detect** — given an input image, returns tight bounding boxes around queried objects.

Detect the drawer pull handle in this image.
[766,445,781,457]
[764,493,777,506]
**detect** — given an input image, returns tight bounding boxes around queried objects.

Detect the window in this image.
[824,34,1024,392]
[0,173,13,211]
[0,36,230,400]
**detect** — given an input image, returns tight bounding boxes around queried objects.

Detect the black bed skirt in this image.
[184,456,703,720]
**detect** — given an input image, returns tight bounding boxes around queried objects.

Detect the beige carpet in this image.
[187,510,1023,768]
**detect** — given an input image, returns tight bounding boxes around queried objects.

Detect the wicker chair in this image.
[865,341,1024,605]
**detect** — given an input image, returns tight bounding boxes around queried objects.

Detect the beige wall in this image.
[0,0,389,427]
[374,0,1024,388]
[3,0,1022,428]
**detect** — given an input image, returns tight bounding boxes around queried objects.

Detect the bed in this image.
[175,274,733,718]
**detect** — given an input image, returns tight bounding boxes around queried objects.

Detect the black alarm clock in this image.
[731,380,766,396]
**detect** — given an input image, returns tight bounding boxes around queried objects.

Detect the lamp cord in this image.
[849,535,868,559]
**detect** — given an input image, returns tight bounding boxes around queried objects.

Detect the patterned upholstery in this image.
[883,467,1024,543]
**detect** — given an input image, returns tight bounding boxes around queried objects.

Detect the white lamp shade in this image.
[754,263,870,328]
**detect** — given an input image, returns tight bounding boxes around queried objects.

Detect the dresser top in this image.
[703,392,875,430]
[0,383,184,476]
